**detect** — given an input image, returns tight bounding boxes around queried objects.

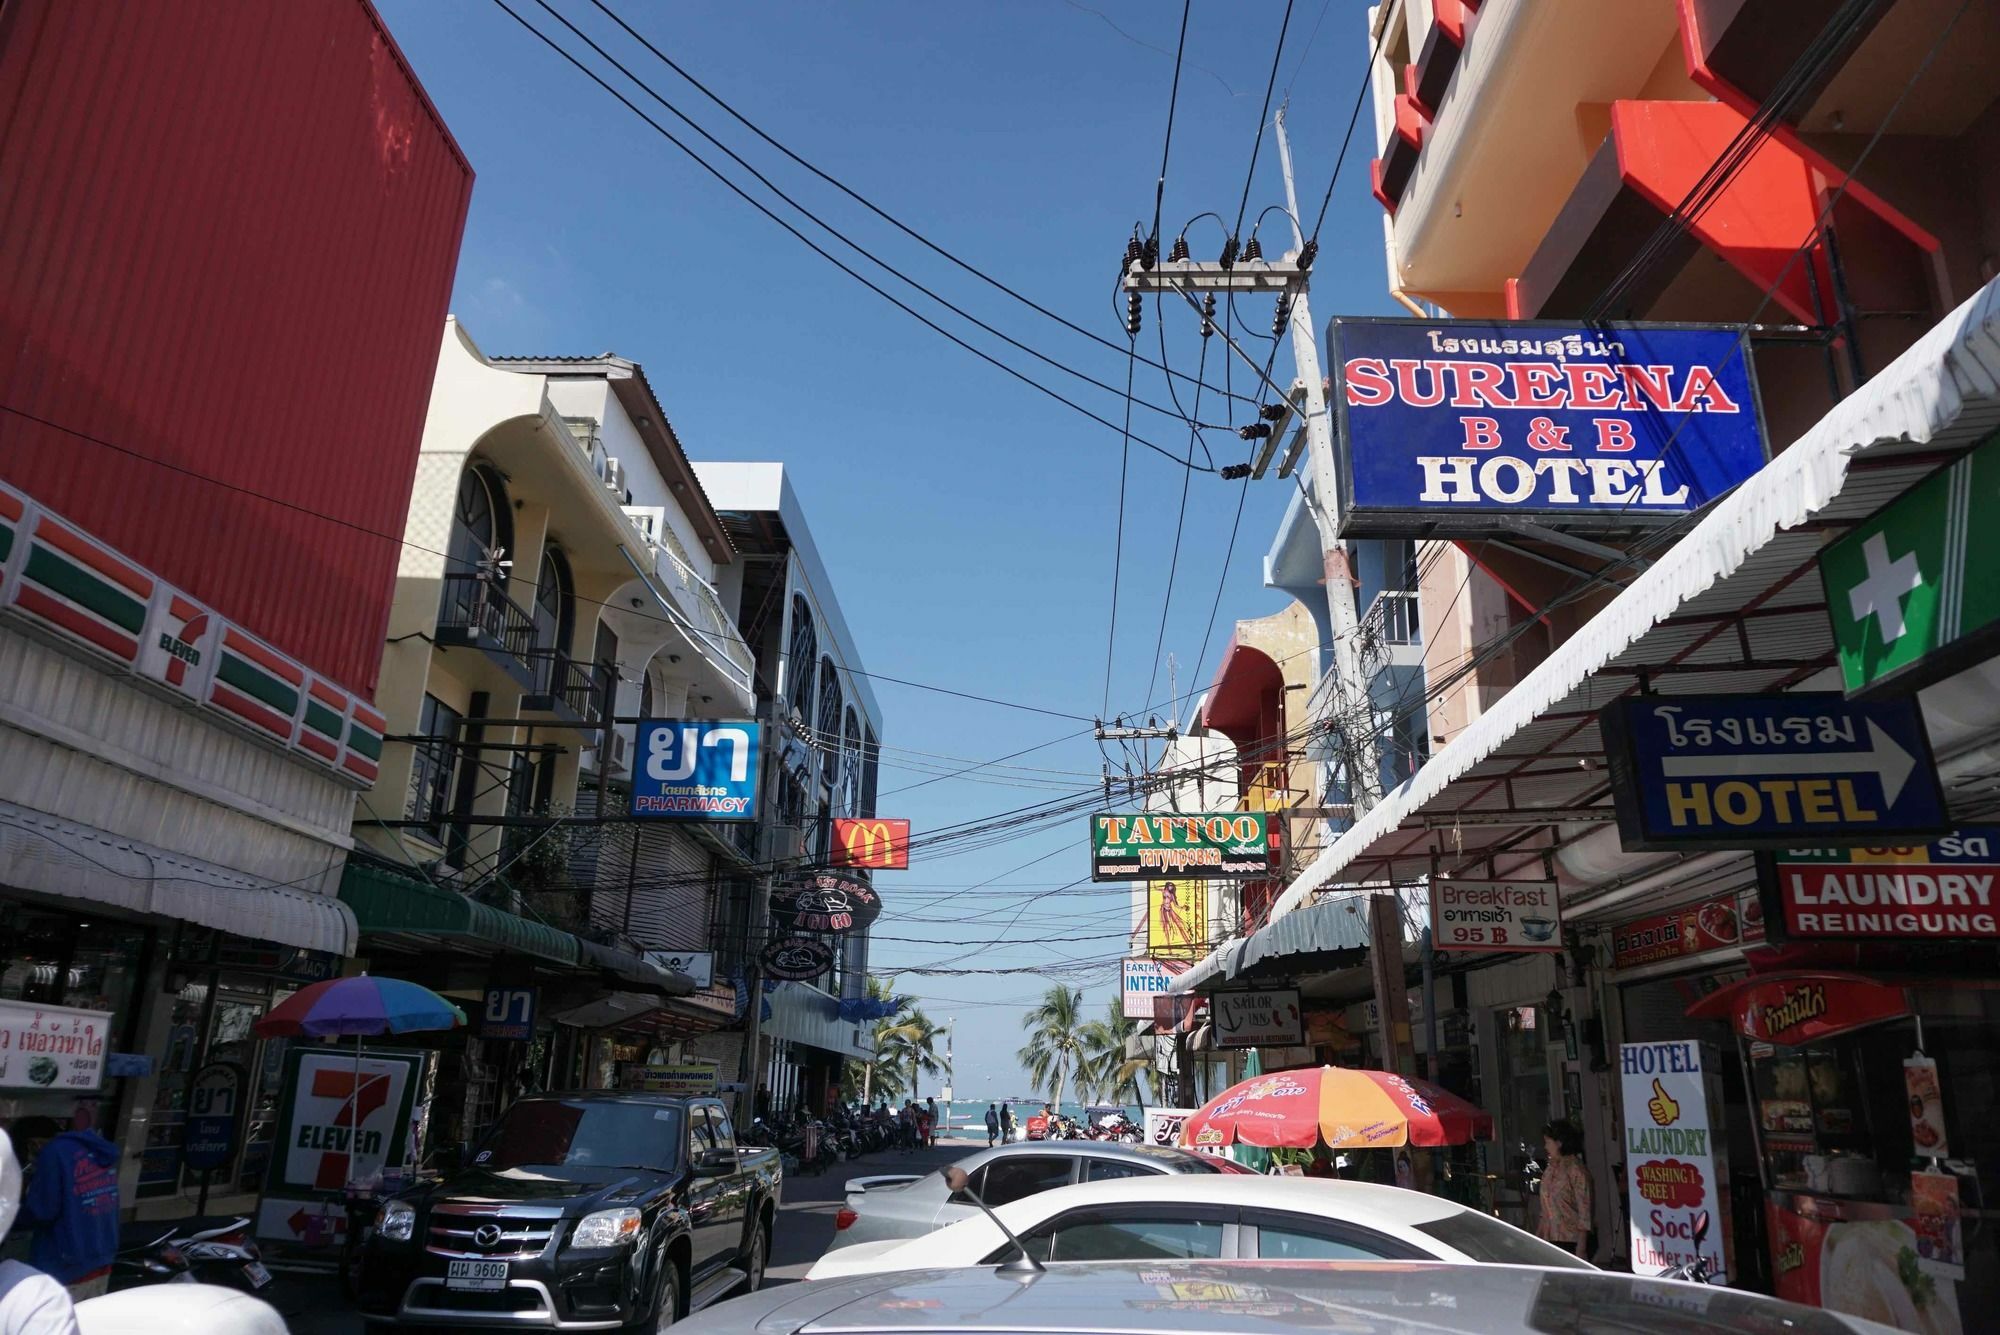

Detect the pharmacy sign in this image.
[1822,431,2000,697]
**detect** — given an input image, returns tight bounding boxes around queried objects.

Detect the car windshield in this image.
[473,1099,682,1173]
[1414,1212,1594,1269]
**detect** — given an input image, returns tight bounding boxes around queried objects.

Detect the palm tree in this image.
[877,1009,944,1100]
[1079,998,1151,1108]
[1017,985,1089,1110]
[844,975,917,1104]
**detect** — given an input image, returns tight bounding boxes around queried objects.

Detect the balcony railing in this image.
[436,573,538,664]
[526,652,612,722]
[648,541,756,693]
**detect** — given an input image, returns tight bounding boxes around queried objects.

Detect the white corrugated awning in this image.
[0,799,356,954]
[1172,275,2000,980]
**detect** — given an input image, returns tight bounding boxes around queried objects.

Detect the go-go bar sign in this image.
[1091,812,1270,882]
[1330,318,1766,538]
[1601,694,1947,852]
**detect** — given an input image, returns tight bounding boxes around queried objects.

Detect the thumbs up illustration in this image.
[1648,1078,1680,1127]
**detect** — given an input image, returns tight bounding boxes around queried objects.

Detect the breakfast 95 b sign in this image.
[1430,880,1561,954]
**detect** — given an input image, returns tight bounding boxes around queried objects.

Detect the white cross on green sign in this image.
[1821,432,2000,696]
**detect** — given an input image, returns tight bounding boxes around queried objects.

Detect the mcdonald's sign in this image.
[832,818,910,870]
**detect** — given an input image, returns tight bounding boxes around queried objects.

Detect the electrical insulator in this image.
[1242,235,1264,263]
[1259,402,1288,421]
[1126,290,1143,336]
[1219,463,1253,480]
[1168,235,1190,263]
[1272,297,1292,337]
[1237,422,1274,441]
[1123,235,1144,271]
[1219,236,1239,270]
[1200,293,1216,339]
[1141,234,1159,270]
[1298,238,1318,271]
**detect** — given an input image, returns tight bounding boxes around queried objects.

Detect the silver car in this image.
[833,1142,1244,1247]
[678,1260,1898,1335]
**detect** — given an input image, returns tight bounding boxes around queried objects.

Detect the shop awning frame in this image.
[1176,275,2000,982]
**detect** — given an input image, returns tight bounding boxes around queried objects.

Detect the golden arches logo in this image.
[833,818,909,869]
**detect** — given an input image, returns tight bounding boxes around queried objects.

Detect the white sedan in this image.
[807,1174,1591,1280]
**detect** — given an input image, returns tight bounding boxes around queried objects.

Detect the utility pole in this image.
[1121,109,1382,818]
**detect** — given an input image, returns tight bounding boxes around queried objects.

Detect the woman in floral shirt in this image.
[1536,1119,1592,1256]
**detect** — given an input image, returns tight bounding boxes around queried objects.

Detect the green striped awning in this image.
[339,862,581,967]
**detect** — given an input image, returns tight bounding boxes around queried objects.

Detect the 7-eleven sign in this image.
[266,1048,422,1204]
[1821,431,2000,697]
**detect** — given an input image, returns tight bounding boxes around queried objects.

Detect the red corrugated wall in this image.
[0,0,472,697]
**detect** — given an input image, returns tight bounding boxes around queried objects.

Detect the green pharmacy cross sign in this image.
[1822,432,2000,697]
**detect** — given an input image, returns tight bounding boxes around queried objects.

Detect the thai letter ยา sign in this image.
[1621,1041,1728,1283]
[1092,812,1270,882]
[1329,319,1766,538]
[630,720,760,820]
[1757,828,2000,942]
[1821,429,2000,698]
[770,870,881,934]
[183,1062,244,1172]
[1600,693,1946,851]
[1430,879,1562,954]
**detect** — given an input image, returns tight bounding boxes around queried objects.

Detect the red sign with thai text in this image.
[1612,889,1765,970]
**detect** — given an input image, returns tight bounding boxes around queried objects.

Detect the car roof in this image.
[967,1141,1201,1166]
[514,1091,699,1106]
[982,1173,1465,1228]
[682,1261,1885,1335]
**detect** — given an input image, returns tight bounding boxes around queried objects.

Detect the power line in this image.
[1101,341,1139,716]
[572,0,1256,411]
[1307,15,1389,242]
[490,0,1210,471]
[1231,0,1295,241]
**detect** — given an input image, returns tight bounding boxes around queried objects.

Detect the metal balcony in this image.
[1358,591,1425,674]
[435,573,539,689]
[523,652,612,725]
[647,538,756,695]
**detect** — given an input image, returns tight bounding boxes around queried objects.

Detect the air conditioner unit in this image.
[603,457,626,493]
[609,729,629,772]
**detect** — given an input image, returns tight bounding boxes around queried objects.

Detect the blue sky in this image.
[377,0,1396,1099]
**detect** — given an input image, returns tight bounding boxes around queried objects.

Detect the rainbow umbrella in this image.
[1180,1066,1491,1151]
[254,975,464,1037]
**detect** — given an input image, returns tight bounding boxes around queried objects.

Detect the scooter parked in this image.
[110,1215,273,1295]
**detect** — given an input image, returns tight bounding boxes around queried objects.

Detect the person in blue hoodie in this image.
[18,1111,118,1303]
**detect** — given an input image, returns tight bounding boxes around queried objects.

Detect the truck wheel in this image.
[741,1217,767,1293]
[631,1256,682,1333]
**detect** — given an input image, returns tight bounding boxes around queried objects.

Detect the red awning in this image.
[1685,971,1908,1045]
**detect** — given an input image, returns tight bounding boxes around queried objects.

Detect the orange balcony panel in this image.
[1511,99,1929,324]
[1411,1,1470,113]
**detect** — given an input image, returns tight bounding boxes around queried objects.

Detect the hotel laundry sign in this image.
[1329,319,1766,537]
[1601,693,1947,851]
[1757,828,2000,942]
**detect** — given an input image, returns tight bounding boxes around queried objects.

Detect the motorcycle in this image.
[1095,1113,1142,1143]
[110,1215,273,1295]
[1664,1210,1715,1284]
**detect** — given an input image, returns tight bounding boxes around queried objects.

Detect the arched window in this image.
[449,465,512,574]
[786,594,817,720]
[841,708,863,815]
[533,548,574,660]
[816,656,843,760]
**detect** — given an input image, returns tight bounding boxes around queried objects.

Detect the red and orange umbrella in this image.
[1180,1066,1492,1151]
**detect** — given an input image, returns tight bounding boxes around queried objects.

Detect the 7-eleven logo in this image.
[300,1066,394,1189]
[137,590,219,700]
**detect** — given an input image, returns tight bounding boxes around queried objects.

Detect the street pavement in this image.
[274,1135,979,1332]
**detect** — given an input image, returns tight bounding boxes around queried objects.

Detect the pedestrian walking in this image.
[984,1104,999,1147]
[16,1110,118,1303]
[924,1096,938,1147]
[897,1101,916,1154]
[1535,1120,1593,1258]
[0,1130,79,1335]
[999,1103,1015,1143]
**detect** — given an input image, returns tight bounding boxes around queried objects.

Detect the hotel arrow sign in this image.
[1601,693,1947,852]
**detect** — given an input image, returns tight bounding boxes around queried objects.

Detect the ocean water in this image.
[938,1099,1144,1128]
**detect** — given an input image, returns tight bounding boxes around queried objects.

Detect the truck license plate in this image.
[446,1260,508,1291]
[244,1261,272,1289]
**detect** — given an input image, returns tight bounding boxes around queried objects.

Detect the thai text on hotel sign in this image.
[1329,319,1765,537]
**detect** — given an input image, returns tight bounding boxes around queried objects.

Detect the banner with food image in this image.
[0,999,110,1092]
[1766,1197,1962,1335]
[1611,889,1763,970]
[1430,878,1561,953]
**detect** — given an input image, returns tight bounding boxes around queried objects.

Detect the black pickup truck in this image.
[359,1091,781,1331]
